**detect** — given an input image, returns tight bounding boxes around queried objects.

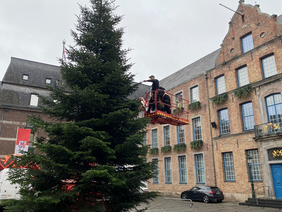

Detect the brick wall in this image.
[146,2,282,200]
[146,75,215,194]
[0,107,48,157]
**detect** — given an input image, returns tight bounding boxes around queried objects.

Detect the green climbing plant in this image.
[234,85,252,98]
[161,145,172,153]
[174,143,186,152]
[211,93,228,104]
[150,147,159,155]
[190,140,203,149]
[188,101,201,110]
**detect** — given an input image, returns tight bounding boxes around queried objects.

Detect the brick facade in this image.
[145,1,282,201]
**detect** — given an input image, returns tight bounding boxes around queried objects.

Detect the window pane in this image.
[177,125,185,143]
[152,129,158,148]
[262,55,277,78]
[165,158,172,183]
[195,154,205,183]
[23,74,29,81]
[191,86,199,103]
[266,94,282,125]
[247,150,262,181]
[175,92,183,103]
[179,156,187,184]
[216,76,226,95]
[219,109,230,135]
[175,92,183,108]
[46,78,51,84]
[196,155,204,168]
[237,66,249,87]
[242,102,255,130]
[274,94,282,104]
[223,153,235,181]
[193,118,202,140]
[164,126,170,145]
[241,33,254,53]
[153,159,159,183]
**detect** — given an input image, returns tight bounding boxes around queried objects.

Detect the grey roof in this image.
[3,57,61,89]
[277,14,282,23]
[0,83,50,107]
[0,57,149,108]
[128,83,150,99]
[160,49,221,91]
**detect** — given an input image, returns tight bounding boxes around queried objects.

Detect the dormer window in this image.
[241,33,254,53]
[46,78,51,84]
[23,74,29,81]
[30,94,39,106]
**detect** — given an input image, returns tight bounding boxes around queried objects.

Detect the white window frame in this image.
[30,94,39,106]
[23,74,29,81]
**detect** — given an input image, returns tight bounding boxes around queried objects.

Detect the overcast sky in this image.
[0,0,281,83]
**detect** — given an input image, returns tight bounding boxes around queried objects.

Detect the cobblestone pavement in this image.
[132,197,282,212]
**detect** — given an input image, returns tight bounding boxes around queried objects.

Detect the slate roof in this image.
[159,49,221,91]
[3,57,61,89]
[0,83,50,108]
[128,83,150,99]
[0,57,150,108]
[278,14,282,23]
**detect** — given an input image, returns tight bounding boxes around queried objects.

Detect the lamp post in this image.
[247,155,256,199]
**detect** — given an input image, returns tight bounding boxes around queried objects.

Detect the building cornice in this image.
[213,130,254,140]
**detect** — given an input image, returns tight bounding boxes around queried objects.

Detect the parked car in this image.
[181,186,224,203]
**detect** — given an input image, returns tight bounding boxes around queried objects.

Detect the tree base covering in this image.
[3,1,159,211]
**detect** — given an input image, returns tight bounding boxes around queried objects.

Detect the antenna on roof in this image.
[219,3,243,16]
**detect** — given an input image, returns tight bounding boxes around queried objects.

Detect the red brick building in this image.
[145,1,282,201]
[0,57,64,158]
[0,57,149,160]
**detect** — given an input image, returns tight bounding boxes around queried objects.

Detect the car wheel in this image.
[181,193,188,199]
[217,199,222,203]
[203,195,209,203]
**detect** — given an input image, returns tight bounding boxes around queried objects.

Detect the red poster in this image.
[14,128,31,155]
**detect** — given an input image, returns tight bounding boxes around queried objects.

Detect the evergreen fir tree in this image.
[3,0,158,211]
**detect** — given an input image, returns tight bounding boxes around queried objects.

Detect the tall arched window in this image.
[265,94,282,125]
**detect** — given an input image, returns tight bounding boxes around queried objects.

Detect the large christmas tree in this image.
[3,0,158,211]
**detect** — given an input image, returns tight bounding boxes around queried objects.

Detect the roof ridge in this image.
[11,57,60,69]
[160,48,221,83]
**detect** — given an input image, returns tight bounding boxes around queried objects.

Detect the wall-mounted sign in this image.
[268,148,282,161]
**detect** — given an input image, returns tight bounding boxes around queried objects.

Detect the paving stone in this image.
[131,197,282,212]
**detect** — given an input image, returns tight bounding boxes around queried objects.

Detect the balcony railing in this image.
[254,122,282,137]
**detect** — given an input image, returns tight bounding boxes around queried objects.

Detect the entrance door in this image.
[271,164,282,199]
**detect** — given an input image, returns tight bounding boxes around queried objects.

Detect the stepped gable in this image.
[160,49,221,91]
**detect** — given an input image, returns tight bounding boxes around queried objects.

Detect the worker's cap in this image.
[149,75,155,78]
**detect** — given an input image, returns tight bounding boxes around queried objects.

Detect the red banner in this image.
[14,128,31,155]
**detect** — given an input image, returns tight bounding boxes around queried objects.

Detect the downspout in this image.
[205,72,217,186]
[0,109,6,136]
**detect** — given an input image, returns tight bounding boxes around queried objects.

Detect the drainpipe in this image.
[205,72,217,186]
[0,108,6,136]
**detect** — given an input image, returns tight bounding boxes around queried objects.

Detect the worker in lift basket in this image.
[143,75,159,113]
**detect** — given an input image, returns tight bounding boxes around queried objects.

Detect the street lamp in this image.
[247,155,256,199]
